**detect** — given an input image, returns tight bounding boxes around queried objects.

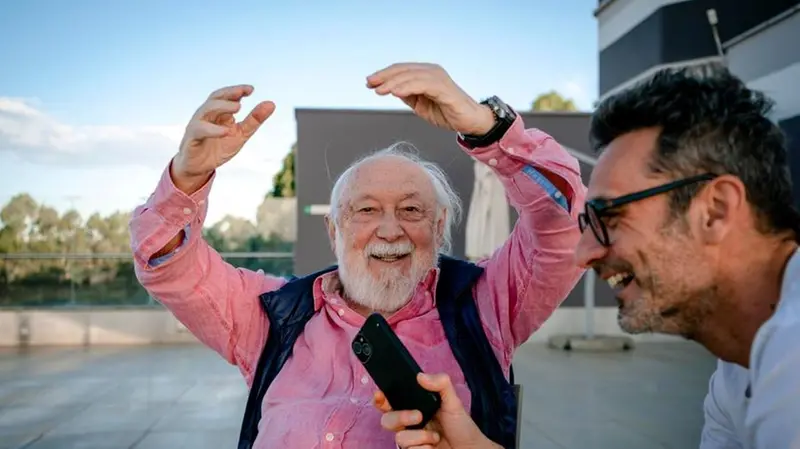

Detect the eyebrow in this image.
[350,192,422,203]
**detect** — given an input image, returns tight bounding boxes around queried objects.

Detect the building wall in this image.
[294,109,616,308]
[597,0,800,97]
[781,114,800,208]
[597,0,800,206]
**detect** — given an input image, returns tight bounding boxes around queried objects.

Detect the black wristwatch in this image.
[459,96,517,149]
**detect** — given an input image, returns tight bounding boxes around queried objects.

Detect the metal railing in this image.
[0,252,294,309]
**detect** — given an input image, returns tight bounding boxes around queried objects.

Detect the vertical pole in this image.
[584,270,596,339]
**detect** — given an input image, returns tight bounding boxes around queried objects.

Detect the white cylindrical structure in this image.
[584,270,596,339]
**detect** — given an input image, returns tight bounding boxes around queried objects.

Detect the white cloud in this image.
[0,97,183,169]
[0,97,294,225]
[0,97,288,174]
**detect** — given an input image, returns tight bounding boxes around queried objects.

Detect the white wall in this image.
[0,309,198,346]
[0,307,681,347]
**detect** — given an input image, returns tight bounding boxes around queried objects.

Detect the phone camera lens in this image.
[362,342,372,357]
[352,341,362,355]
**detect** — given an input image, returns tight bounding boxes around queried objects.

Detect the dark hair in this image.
[590,66,799,239]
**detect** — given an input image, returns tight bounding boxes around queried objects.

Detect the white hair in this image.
[329,142,462,255]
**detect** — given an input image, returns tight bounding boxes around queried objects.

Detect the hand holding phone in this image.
[352,313,442,429]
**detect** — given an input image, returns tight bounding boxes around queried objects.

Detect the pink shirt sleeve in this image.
[129,161,287,385]
[462,114,587,362]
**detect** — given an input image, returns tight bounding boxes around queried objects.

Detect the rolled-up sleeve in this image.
[129,160,287,384]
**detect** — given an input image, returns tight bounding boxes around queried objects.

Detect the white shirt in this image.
[700,248,800,449]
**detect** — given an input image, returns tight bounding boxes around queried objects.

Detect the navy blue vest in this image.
[237,255,518,449]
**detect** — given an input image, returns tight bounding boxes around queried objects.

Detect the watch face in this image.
[485,96,514,121]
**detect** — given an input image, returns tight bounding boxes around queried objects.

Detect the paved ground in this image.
[0,342,717,449]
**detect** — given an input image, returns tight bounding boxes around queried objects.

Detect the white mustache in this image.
[365,242,414,257]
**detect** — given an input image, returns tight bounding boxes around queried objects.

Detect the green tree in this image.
[269,143,296,198]
[531,91,578,112]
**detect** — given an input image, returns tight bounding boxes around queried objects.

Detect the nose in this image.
[375,213,404,242]
[574,229,608,269]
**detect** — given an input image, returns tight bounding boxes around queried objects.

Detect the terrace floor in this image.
[0,341,717,449]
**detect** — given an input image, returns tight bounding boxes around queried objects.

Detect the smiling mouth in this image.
[370,254,410,263]
[606,272,635,291]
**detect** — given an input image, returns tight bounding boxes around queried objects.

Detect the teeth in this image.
[607,272,632,289]
[374,255,403,262]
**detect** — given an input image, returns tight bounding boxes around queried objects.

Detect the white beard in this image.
[335,230,433,313]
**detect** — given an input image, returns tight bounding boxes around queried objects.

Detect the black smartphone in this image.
[352,312,441,429]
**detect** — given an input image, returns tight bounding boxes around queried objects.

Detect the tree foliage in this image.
[531,90,578,112]
[269,142,296,198]
[0,192,293,307]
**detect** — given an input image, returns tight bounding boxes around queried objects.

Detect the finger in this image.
[380,409,422,432]
[372,70,430,96]
[186,121,229,141]
[373,391,393,413]
[236,101,276,139]
[385,79,438,101]
[208,84,254,101]
[367,62,434,88]
[395,429,441,448]
[418,373,464,412]
[195,99,242,121]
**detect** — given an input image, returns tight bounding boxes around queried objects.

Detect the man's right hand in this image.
[374,373,502,449]
[172,84,275,194]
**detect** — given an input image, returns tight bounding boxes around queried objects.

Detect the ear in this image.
[696,175,746,244]
[435,208,447,247]
[324,214,336,252]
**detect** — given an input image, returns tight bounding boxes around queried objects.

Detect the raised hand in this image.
[172,85,275,193]
[374,373,501,449]
[366,63,495,136]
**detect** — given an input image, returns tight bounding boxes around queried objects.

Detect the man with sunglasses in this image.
[378,67,800,449]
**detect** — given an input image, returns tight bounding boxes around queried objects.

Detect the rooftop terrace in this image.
[0,341,716,449]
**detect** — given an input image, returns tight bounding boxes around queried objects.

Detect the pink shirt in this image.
[129,115,586,448]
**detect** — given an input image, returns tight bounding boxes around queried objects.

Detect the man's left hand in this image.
[367,63,495,136]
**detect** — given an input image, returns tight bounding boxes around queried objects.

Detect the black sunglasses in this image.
[578,173,717,247]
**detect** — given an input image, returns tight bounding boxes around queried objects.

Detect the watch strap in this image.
[460,96,516,149]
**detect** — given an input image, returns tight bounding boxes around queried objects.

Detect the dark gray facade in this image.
[597,0,800,96]
[294,108,614,307]
[596,0,800,208]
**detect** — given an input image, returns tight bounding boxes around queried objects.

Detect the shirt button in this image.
[182,207,192,215]
[507,147,515,154]
[325,433,334,442]
[554,191,562,198]
[488,158,498,167]
[350,397,358,404]
[198,199,205,205]
[337,309,345,316]
[361,375,369,385]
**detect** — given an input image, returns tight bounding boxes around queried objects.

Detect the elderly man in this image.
[379,68,800,449]
[130,62,585,449]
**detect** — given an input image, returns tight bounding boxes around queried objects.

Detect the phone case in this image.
[352,313,441,429]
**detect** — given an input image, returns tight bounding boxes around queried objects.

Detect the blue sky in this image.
[0,0,599,225]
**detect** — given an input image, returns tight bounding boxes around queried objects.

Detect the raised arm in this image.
[462,113,586,351]
[129,84,283,384]
[365,63,586,355]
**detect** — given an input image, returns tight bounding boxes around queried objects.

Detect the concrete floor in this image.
[0,342,717,449]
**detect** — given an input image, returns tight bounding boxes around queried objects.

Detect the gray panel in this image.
[598,0,800,95]
[780,114,800,209]
[294,109,618,308]
[727,10,800,82]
